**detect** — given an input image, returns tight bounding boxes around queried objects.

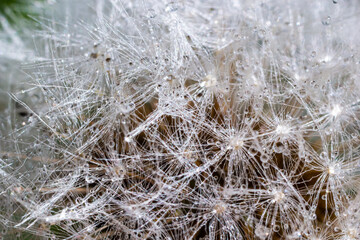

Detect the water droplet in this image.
[311,51,316,58]
[310,213,317,220]
[305,156,312,163]
[322,16,331,26]
[248,147,258,156]
[165,2,178,12]
[332,0,338,3]
[260,154,269,162]
[109,141,115,148]
[257,29,266,39]
[147,8,157,18]
[273,142,285,153]
[263,162,269,168]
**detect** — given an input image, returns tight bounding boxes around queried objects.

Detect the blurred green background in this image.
[0,0,45,28]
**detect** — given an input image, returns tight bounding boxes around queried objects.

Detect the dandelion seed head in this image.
[272,189,285,203]
[328,165,336,175]
[212,202,227,215]
[228,136,244,150]
[182,149,191,158]
[330,104,342,117]
[200,74,217,88]
[275,124,291,135]
[3,0,360,239]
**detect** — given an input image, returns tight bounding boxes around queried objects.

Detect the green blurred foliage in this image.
[0,0,45,29]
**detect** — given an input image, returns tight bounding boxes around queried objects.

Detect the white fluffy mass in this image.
[1,0,360,239]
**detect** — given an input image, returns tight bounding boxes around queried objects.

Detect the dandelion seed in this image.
[200,74,217,88]
[212,202,227,215]
[273,189,285,203]
[330,104,342,117]
[328,165,336,175]
[275,124,290,135]
[228,136,244,150]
